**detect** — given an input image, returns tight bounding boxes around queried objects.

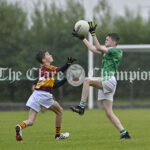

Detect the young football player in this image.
[71,22,131,139]
[15,50,76,141]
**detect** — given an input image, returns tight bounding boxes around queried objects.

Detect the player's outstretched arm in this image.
[82,38,101,54]
[57,57,76,73]
[72,30,101,54]
[89,22,109,53]
[93,35,108,53]
[53,78,67,89]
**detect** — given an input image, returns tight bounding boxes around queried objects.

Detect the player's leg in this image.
[81,77,103,101]
[70,77,103,115]
[103,100,124,130]
[15,108,37,141]
[22,108,37,126]
[49,101,63,131]
[102,100,131,139]
[49,101,69,140]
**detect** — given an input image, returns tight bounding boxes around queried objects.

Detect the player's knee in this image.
[60,107,63,114]
[57,106,63,116]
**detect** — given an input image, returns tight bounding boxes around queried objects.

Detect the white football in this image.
[74,20,89,36]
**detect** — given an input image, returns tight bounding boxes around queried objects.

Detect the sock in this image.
[20,122,26,129]
[79,101,86,109]
[55,127,61,137]
[120,129,127,135]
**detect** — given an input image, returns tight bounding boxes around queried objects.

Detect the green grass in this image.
[113,99,150,104]
[0,109,150,150]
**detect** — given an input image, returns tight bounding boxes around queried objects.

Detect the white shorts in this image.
[26,90,55,112]
[98,76,117,101]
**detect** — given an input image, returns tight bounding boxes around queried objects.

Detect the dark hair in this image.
[36,50,47,64]
[107,33,120,45]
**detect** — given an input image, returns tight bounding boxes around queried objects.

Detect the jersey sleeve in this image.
[56,63,70,73]
[52,66,59,71]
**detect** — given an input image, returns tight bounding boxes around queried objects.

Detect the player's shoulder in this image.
[43,65,58,71]
[108,47,122,54]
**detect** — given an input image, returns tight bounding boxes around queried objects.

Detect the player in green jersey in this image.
[71,22,131,139]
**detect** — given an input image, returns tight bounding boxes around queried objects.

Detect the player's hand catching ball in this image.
[67,57,77,65]
[72,29,85,40]
[88,21,97,36]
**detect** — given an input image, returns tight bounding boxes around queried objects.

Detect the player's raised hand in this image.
[67,57,77,65]
[88,21,97,36]
[72,29,85,40]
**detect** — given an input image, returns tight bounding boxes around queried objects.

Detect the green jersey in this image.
[101,47,123,80]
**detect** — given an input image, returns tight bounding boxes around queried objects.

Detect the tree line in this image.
[0,0,150,102]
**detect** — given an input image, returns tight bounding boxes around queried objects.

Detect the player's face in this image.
[44,52,53,63]
[105,36,116,47]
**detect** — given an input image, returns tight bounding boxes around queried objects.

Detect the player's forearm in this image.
[93,35,102,50]
[53,78,67,89]
[83,38,101,54]
[57,63,69,73]
[57,57,76,73]
[93,35,108,53]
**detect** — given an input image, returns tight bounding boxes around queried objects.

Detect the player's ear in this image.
[114,41,118,46]
[112,40,116,46]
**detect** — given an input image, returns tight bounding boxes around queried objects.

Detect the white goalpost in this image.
[88,34,94,109]
[83,0,97,109]
[88,44,150,109]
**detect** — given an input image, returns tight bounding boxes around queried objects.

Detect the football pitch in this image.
[0,109,150,150]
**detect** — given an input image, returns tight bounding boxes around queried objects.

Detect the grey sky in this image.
[6,0,150,20]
